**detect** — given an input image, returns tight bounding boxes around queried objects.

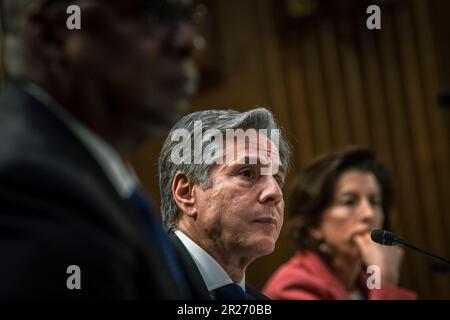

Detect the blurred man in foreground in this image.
[0,0,201,298]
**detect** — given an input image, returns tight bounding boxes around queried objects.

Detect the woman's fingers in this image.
[354,232,404,285]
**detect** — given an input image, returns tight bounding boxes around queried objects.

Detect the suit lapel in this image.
[169,233,212,299]
[246,284,269,300]
[168,233,268,300]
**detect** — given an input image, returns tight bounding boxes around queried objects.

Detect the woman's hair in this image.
[288,147,394,253]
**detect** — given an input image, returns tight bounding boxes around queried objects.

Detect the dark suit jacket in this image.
[169,233,268,300]
[0,84,197,299]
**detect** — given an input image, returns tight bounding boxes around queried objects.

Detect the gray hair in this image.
[1,0,76,77]
[158,107,291,232]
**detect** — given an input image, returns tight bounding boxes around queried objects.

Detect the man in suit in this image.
[158,108,292,299]
[0,0,202,298]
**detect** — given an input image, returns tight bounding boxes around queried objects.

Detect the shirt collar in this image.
[24,82,137,199]
[174,230,246,292]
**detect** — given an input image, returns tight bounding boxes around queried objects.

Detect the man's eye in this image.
[239,169,256,179]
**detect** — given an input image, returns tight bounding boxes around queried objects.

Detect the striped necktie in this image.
[212,283,251,300]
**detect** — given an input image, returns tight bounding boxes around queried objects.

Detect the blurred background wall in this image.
[1,0,449,298]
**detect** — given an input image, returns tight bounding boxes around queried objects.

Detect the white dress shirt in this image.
[174,229,246,292]
[24,82,137,199]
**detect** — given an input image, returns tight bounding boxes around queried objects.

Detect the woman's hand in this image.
[354,232,404,285]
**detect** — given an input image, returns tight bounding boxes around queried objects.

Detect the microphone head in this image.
[371,229,400,246]
[370,229,384,244]
[437,88,450,109]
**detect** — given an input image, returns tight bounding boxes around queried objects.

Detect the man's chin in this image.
[132,107,180,131]
[142,98,190,123]
[253,238,276,257]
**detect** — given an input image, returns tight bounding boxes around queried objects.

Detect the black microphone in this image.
[437,88,450,109]
[371,229,450,266]
[370,229,402,246]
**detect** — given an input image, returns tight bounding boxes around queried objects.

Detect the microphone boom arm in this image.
[399,240,450,266]
[371,229,450,266]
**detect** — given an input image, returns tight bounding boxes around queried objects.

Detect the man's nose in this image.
[259,176,283,205]
[165,22,202,58]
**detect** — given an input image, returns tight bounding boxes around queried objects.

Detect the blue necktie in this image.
[128,186,190,296]
[212,283,251,300]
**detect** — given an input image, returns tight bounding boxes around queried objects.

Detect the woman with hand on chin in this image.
[263,147,417,300]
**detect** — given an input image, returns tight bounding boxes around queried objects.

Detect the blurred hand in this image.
[354,232,404,285]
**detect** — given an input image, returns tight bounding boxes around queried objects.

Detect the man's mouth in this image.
[253,217,277,228]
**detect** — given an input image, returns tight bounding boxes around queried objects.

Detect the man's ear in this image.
[172,172,197,218]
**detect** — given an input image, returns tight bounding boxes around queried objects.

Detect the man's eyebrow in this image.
[234,156,286,175]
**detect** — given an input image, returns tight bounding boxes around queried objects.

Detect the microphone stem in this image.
[400,241,450,265]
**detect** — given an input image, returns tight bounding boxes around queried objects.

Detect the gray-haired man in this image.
[159,107,291,299]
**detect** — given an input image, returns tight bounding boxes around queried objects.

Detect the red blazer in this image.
[263,251,417,300]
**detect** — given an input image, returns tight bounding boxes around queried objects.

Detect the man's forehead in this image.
[244,133,279,150]
[223,132,281,158]
[143,0,195,23]
[115,0,194,15]
[241,154,283,170]
[132,0,193,8]
[40,0,194,19]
